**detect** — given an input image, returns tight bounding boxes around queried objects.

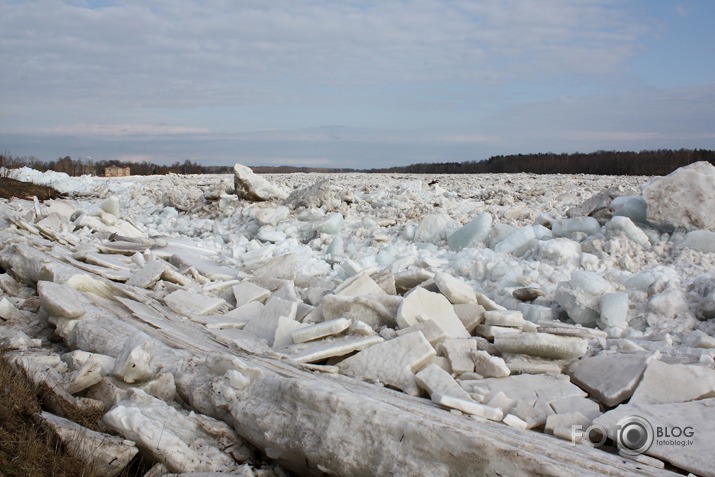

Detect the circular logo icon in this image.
[616,415,654,456]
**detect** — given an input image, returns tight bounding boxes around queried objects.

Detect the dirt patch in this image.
[0,177,65,201]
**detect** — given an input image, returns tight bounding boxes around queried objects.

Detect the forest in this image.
[368,149,715,176]
[1,148,713,177]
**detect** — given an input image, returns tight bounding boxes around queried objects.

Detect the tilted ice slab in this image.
[396,287,470,339]
[568,352,655,407]
[338,331,436,395]
[629,359,715,405]
[233,163,289,202]
[164,289,227,317]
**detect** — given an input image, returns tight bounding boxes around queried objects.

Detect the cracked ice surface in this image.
[2,163,715,476]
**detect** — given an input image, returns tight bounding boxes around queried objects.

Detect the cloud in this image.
[0,0,649,113]
[50,123,210,136]
[436,133,502,144]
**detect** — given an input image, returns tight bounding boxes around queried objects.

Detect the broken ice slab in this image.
[338,331,436,395]
[439,339,477,375]
[396,319,448,347]
[251,252,298,281]
[494,332,588,360]
[370,268,397,295]
[281,334,385,363]
[503,353,569,375]
[96,240,152,255]
[550,396,602,420]
[629,359,715,405]
[1,301,30,325]
[536,320,608,339]
[551,216,601,237]
[190,314,252,330]
[37,280,87,318]
[126,259,171,289]
[683,229,715,253]
[474,291,507,311]
[460,374,587,406]
[113,333,157,384]
[312,212,344,234]
[164,289,227,317]
[642,160,715,231]
[321,293,401,328]
[0,330,42,350]
[432,393,504,421]
[474,324,522,339]
[483,310,527,329]
[487,391,516,415]
[291,317,351,344]
[599,292,629,328]
[167,252,239,281]
[223,300,264,319]
[502,413,529,430]
[62,350,116,375]
[81,251,134,271]
[453,303,485,333]
[567,352,654,407]
[447,212,492,251]
[232,281,271,307]
[243,296,299,347]
[433,272,477,304]
[64,256,133,282]
[493,225,536,256]
[234,162,289,201]
[594,398,715,477]
[103,389,251,474]
[393,268,434,294]
[333,271,386,296]
[554,270,615,327]
[604,215,651,248]
[415,363,473,401]
[396,287,470,339]
[545,412,592,439]
[64,358,104,394]
[471,349,510,378]
[37,411,138,477]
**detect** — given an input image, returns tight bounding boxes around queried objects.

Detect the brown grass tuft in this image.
[0,355,95,476]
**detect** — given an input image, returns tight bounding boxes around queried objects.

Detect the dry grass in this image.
[0,177,65,201]
[0,355,94,476]
[0,354,154,477]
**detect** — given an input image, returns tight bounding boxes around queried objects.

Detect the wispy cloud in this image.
[50,123,210,136]
[0,0,648,111]
[1,1,713,167]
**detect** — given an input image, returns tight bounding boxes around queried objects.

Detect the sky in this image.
[1,0,714,169]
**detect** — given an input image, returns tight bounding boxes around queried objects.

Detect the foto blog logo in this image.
[571,415,654,456]
[615,416,654,456]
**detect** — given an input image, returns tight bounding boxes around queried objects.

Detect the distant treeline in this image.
[367,149,715,176]
[0,155,232,176]
[1,148,713,177]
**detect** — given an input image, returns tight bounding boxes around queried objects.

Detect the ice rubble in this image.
[1,162,715,475]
